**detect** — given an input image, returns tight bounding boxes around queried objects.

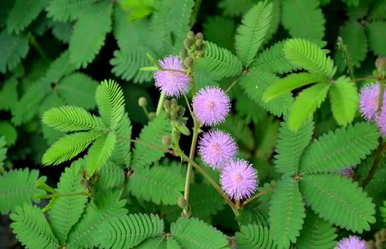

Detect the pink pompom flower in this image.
[220,159,258,200]
[336,236,367,249]
[192,87,230,126]
[154,56,190,97]
[198,130,237,169]
[376,106,386,136]
[359,83,384,121]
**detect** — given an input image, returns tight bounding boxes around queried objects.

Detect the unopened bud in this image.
[195,32,203,40]
[184,39,194,49]
[183,57,194,68]
[187,31,194,40]
[138,97,147,107]
[177,197,188,209]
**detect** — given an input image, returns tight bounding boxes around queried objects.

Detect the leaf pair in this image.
[263,39,358,131]
[42,80,130,178]
[270,122,379,248]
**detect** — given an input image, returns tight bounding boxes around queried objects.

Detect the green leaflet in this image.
[110,113,132,166]
[69,1,112,68]
[0,137,6,169]
[46,0,96,21]
[269,178,305,249]
[67,191,127,249]
[0,31,29,73]
[96,79,125,129]
[0,121,17,146]
[96,214,164,249]
[0,77,18,111]
[127,166,184,205]
[189,183,225,220]
[282,0,325,44]
[6,0,47,34]
[11,205,59,249]
[199,41,242,80]
[236,224,278,249]
[131,114,172,169]
[43,106,103,132]
[171,217,229,249]
[367,21,386,56]
[274,121,314,175]
[381,200,386,225]
[0,169,46,213]
[300,122,379,174]
[329,76,358,126]
[296,212,337,249]
[48,160,87,243]
[235,1,273,66]
[95,161,125,190]
[336,21,367,68]
[284,39,336,78]
[42,130,102,165]
[86,133,117,177]
[263,72,324,103]
[219,0,254,17]
[300,174,375,232]
[288,83,330,131]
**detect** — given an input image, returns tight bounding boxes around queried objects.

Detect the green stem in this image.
[182,119,200,216]
[36,181,57,193]
[156,93,166,116]
[175,145,239,216]
[29,34,48,60]
[36,191,89,199]
[225,77,241,93]
[362,139,385,188]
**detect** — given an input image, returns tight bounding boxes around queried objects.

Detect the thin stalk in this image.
[156,93,166,116]
[362,139,385,187]
[36,191,89,199]
[182,119,200,216]
[36,181,57,193]
[225,78,241,93]
[242,189,272,207]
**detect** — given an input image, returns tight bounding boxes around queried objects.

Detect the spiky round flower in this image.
[220,159,257,200]
[192,87,230,126]
[376,106,386,136]
[198,130,237,169]
[154,56,190,97]
[336,236,367,249]
[359,83,383,120]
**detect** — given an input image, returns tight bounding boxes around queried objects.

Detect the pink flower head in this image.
[359,83,384,121]
[154,56,190,97]
[192,87,230,126]
[220,159,258,200]
[198,130,237,169]
[376,106,386,136]
[336,236,367,249]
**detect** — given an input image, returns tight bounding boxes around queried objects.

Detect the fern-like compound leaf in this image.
[69,1,112,68]
[236,224,278,249]
[6,0,47,34]
[96,79,125,130]
[110,113,132,166]
[269,178,305,249]
[43,106,103,132]
[171,217,229,249]
[263,72,324,103]
[252,41,301,74]
[10,205,59,249]
[300,122,379,174]
[198,41,242,80]
[67,191,127,249]
[329,76,358,126]
[42,130,102,165]
[46,0,95,21]
[274,121,314,175]
[282,0,325,44]
[0,169,45,213]
[284,39,336,78]
[0,31,29,73]
[381,200,386,225]
[288,82,330,131]
[235,1,273,66]
[0,137,6,169]
[190,183,225,220]
[95,161,125,190]
[48,160,87,243]
[300,174,376,232]
[96,214,164,249]
[128,166,184,205]
[131,114,172,169]
[296,212,337,249]
[135,237,166,249]
[86,133,117,177]
[367,21,386,56]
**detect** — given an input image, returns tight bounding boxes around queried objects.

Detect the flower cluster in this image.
[154,55,258,201]
[336,236,367,249]
[359,82,386,136]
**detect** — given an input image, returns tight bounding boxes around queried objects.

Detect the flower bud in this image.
[138,97,147,107]
[183,57,194,68]
[195,32,203,41]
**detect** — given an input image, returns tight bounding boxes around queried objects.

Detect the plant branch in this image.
[156,93,166,116]
[362,139,385,187]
